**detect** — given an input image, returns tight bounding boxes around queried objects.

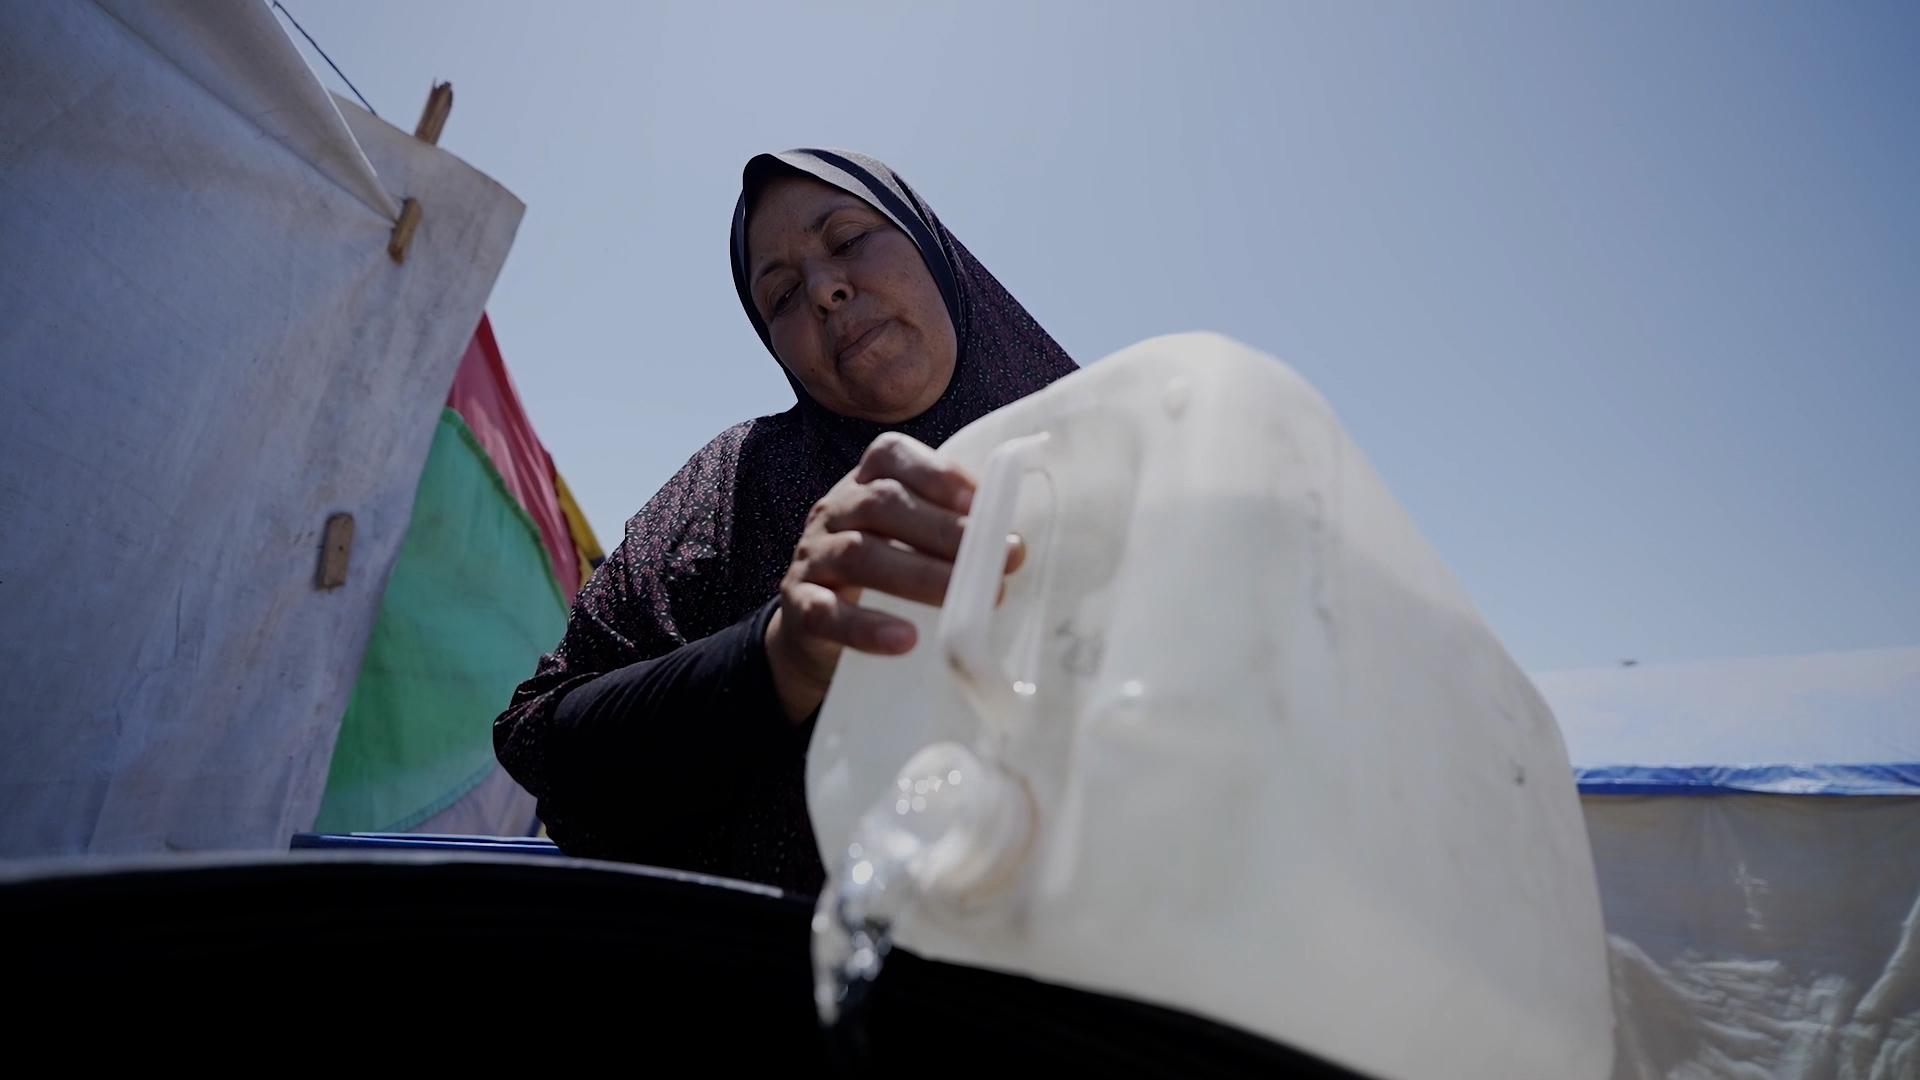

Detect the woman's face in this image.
[747,176,958,423]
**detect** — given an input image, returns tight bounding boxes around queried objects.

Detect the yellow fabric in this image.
[552,469,604,588]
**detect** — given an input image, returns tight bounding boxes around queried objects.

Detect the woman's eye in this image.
[834,231,866,256]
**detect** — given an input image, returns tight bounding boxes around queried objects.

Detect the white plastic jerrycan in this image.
[807,332,1613,1080]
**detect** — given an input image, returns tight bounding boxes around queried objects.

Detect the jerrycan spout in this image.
[812,742,1034,1027]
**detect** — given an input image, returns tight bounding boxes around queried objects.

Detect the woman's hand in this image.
[765,431,1020,723]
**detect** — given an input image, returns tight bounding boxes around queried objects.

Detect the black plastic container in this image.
[2,848,1361,1077]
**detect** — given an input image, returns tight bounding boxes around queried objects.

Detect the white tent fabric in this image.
[0,0,523,855]
[87,0,400,220]
[1538,650,1920,1079]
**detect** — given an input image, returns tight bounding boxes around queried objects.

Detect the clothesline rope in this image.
[270,1,379,118]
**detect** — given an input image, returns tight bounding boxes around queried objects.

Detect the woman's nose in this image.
[808,264,852,313]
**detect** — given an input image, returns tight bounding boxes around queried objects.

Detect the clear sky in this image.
[276,1,1918,673]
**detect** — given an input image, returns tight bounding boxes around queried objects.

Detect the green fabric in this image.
[316,408,568,832]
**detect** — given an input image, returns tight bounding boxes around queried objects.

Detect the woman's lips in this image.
[835,318,891,366]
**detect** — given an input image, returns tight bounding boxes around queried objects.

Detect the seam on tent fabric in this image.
[438,407,569,616]
[381,758,503,833]
[93,0,399,221]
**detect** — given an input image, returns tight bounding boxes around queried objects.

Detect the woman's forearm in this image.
[543,599,805,864]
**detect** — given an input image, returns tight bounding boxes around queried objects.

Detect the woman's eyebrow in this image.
[808,207,841,235]
[753,204,867,284]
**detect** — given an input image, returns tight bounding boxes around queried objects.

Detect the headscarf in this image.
[496,150,1077,893]
[728,148,1078,477]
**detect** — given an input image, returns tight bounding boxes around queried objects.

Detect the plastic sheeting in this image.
[0,0,522,854]
[314,411,565,834]
[318,315,596,837]
[1538,652,1920,1078]
[1587,794,1920,1080]
[445,315,583,600]
[406,761,541,837]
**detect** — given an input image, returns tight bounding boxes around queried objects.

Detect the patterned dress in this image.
[494,150,1077,893]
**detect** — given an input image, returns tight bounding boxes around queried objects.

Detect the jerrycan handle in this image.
[939,432,1049,720]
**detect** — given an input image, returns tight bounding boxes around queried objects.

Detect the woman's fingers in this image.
[790,531,1023,648]
[854,432,978,513]
[821,476,967,560]
[801,529,954,607]
[785,580,918,655]
[781,527,1027,670]
[775,435,1029,682]
[767,436,982,719]
[809,478,1028,596]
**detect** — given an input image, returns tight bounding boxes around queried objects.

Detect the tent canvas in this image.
[0,0,523,854]
[1538,648,1920,1079]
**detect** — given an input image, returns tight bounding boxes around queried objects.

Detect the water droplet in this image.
[948,770,962,785]
[1122,679,1145,698]
[913,779,929,795]
[851,860,874,885]
[911,795,927,812]
[895,798,910,814]
[847,842,863,860]
[1013,680,1036,696]
[897,776,912,792]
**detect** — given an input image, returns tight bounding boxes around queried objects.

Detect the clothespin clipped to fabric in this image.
[387,81,453,263]
[414,81,453,146]
[317,513,354,589]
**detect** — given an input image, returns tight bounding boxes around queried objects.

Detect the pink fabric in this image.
[445,315,580,601]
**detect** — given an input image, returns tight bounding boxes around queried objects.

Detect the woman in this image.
[495,149,1076,894]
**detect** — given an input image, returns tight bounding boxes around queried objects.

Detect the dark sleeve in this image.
[493,423,759,859]
[540,598,809,867]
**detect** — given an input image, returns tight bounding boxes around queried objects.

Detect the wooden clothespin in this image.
[414,82,453,146]
[387,199,422,262]
[317,512,355,589]
[388,82,453,263]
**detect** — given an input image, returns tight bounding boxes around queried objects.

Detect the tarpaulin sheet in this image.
[1537,651,1920,1077]
[553,470,607,584]
[445,315,583,599]
[315,410,565,834]
[0,0,522,854]
[1586,794,1920,1079]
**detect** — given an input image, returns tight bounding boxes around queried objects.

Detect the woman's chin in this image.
[838,355,950,423]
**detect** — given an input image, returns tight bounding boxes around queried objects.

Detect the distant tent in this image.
[316,317,601,835]
[1538,647,1920,1078]
[0,0,523,854]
